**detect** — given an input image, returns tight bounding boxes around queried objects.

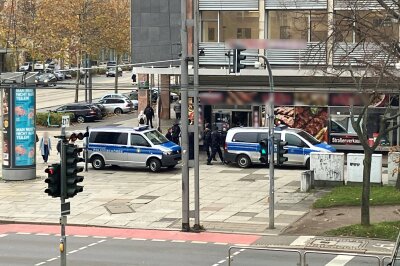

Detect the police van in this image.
[87,126,181,172]
[224,126,336,168]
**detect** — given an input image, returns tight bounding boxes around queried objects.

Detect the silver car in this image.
[98,98,133,114]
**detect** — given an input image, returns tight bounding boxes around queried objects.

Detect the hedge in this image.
[36,112,74,127]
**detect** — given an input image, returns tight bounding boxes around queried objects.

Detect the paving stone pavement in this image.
[0,128,315,235]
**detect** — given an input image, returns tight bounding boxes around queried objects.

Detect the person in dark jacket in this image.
[144,104,154,128]
[171,122,181,145]
[207,126,224,165]
[203,124,215,161]
[165,128,173,141]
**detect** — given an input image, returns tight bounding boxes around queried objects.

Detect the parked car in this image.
[34,61,44,70]
[97,98,133,114]
[53,71,65,80]
[224,126,336,169]
[54,103,102,123]
[91,103,108,117]
[106,61,117,68]
[100,93,130,101]
[35,73,57,87]
[64,71,72,79]
[19,62,32,72]
[106,67,122,77]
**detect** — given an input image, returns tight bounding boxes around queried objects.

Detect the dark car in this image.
[91,103,108,117]
[54,103,102,123]
[35,73,57,87]
[106,67,122,77]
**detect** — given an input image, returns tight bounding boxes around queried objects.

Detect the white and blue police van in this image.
[87,126,181,172]
[224,126,336,168]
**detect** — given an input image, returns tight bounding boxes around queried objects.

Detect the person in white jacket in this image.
[138,111,146,126]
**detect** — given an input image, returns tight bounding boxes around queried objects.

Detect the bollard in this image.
[301,171,312,192]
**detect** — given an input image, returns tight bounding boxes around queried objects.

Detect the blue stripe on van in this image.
[88,144,163,155]
[226,142,260,152]
[160,141,181,152]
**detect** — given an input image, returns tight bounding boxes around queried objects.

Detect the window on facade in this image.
[335,11,354,43]
[220,11,259,41]
[269,11,308,40]
[355,11,398,42]
[310,12,328,42]
[202,11,218,42]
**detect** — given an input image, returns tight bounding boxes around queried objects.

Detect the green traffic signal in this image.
[259,139,268,164]
[44,164,61,198]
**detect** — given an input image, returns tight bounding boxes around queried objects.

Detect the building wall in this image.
[131,0,181,67]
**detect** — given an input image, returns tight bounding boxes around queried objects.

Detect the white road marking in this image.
[113,237,127,240]
[35,262,46,266]
[325,255,354,266]
[151,239,166,242]
[131,238,147,241]
[93,236,107,239]
[171,240,186,243]
[212,248,245,266]
[0,234,7,238]
[218,260,226,264]
[46,258,57,262]
[191,241,207,244]
[79,247,87,250]
[88,243,97,247]
[213,242,228,245]
[68,250,78,254]
[35,233,50,236]
[290,236,315,246]
[73,235,88,238]
[16,232,31,235]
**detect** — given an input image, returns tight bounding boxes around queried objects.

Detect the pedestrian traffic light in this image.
[233,49,246,73]
[44,164,61,198]
[64,143,84,199]
[259,139,268,164]
[277,140,288,166]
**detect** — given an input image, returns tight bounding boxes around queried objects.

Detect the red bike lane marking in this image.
[0,224,260,245]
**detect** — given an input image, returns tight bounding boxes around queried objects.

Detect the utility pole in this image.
[193,0,201,231]
[180,0,190,232]
[59,128,67,266]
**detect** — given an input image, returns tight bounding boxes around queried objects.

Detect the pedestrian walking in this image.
[165,128,173,142]
[207,126,224,165]
[144,104,154,128]
[138,110,146,126]
[174,102,181,120]
[39,132,52,163]
[171,121,181,145]
[203,124,215,161]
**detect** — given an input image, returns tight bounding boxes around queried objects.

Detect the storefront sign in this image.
[330,135,361,145]
[13,88,35,167]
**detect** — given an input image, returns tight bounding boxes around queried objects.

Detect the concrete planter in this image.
[346,153,382,184]
[310,152,345,187]
[388,152,400,186]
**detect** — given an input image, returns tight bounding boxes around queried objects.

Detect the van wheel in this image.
[237,154,251,168]
[148,158,161,172]
[114,108,122,115]
[91,156,105,170]
[77,115,85,123]
[306,158,310,170]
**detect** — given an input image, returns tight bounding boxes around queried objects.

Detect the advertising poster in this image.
[2,88,10,167]
[13,88,35,167]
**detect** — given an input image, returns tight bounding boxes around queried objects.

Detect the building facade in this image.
[131,0,400,150]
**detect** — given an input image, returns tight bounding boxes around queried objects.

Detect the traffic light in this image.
[65,131,88,142]
[259,139,268,164]
[45,164,61,197]
[233,49,246,73]
[64,143,84,198]
[276,140,288,166]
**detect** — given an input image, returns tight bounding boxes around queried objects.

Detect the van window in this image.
[285,134,304,147]
[232,132,258,143]
[89,132,128,145]
[259,133,281,141]
[131,134,150,147]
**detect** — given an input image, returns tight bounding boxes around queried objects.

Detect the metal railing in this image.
[228,246,392,266]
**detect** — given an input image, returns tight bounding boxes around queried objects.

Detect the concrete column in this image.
[259,0,266,59]
[138,73,149,113]
[327,0,334,67]
[160,74,170,119]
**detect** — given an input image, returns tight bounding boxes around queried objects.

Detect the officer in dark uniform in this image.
[207,126,224,165]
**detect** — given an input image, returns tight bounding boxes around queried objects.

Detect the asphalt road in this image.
[36,72,134,112]
[0,233,390,266]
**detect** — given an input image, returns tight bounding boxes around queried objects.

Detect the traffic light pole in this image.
[60,127,67,266]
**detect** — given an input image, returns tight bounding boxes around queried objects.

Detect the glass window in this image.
[355,11,399,42]
[258,133,281,141]
[232,132,258,143]
[220,11,259,41]
[335,11,354,43]
[202,11,218,42]
[131,134,150,146]
[89,132,128,145]
[310,12,328,42]
[285,133,304,147]
[144,130,169,145]
[297,131,320,145]
[269,11,308,40]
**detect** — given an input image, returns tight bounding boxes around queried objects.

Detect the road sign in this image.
[61,116,70,128]
[61,202,70,216]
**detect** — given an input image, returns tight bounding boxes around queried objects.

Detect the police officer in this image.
[207,126,224,165]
